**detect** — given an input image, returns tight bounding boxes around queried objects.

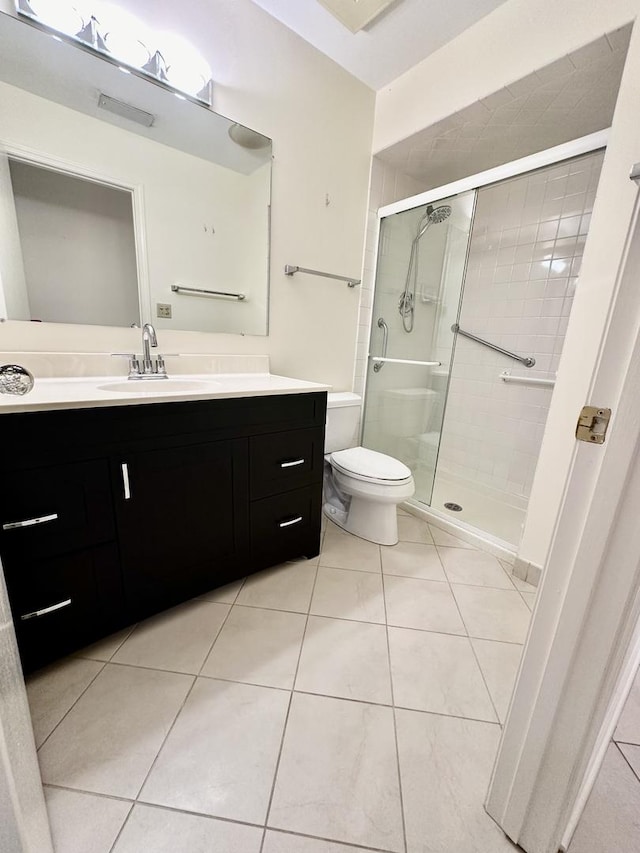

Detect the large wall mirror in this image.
[0,11,272,336]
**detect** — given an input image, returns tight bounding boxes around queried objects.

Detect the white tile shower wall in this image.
[437,150,604,506]
[353,157,428,397]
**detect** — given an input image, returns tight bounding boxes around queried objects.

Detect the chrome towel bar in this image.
[171,284,246,301]
[369,356,442,367]
[500,370,555,387]
[284,265,361,288]
[452,324,535,368]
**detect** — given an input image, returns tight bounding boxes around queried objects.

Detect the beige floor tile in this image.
[429,525,476,549]
[472,638,523,723]
[310,567,385,624]
[381,541,446,581]
[27,657,103,748]
[269,693,404,851]
[236,559,318,613]
[263,832,382,852]
[198,578,245,604]
[618,742,640,781]
[112,803,263,853]
[201,606,306,688]
[383,575,466,634]
[397,515,434,544]
[521,591,537,610]
[615,669,640,745]
[396,709,519,853]
[75,626,136,662]
[320,523,382,572]
[389,627,496,721]
[39,664,193,798]
[140,678,289,824]
[295,616,392,704]
[568,744,640,852]
[452,585,531,643]
[44,787,131,853]
[439,547,514,589]
[112,601,230,674]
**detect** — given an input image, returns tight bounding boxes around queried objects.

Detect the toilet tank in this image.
[325,392,362,452]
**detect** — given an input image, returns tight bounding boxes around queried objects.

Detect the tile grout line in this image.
[35,659,108,753]
[614,741,640,786]
[436,544,503,726]
[126,593,242,806]
[380,543,409,853]
[258,560,321,853]
[106,800,136,853]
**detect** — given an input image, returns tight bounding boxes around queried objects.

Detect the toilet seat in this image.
[330,446,412,486]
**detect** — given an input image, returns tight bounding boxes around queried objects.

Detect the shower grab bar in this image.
[171,284,246,301]
[284,265,361,288]
[499,370,555,387]
[451,324,536,368]
[373,317,389,373]
[369,357,442,367]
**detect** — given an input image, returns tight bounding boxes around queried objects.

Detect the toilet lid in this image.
[331,446,412,484]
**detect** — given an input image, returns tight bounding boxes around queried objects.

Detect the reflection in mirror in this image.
[6,158,140,328]
[0,11,272,336]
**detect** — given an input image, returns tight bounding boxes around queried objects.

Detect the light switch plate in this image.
[156,303,172,319]
[316,0,399,33]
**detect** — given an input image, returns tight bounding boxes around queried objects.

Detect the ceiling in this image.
[249,0,512,90]
[376,27,631,192]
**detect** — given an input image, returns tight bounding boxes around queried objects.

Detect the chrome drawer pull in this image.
[280,459,305,468]
[279,516,303,528]
[20,599,72,621]
[122,463,131,500]
[3,512,58,531]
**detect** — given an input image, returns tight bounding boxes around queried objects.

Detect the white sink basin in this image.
[98,379,216,393]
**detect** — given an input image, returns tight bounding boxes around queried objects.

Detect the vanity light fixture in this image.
[228,123,271,150]
[15,0,214,105]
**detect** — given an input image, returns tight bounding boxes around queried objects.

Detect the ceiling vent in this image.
[316,0,399,33]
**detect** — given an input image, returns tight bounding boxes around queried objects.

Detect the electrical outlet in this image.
[157,303,172,319]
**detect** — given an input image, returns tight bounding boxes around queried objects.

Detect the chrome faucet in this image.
[142,323,158,374]
[111,323,173,379]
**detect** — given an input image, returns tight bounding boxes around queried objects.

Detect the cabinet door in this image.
[115,439,248,617]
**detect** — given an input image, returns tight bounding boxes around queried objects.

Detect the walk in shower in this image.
[362,141,605,550]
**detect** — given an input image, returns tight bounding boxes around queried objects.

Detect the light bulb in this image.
[155,31,212,96]
[91,2,151,67]
[29,0,83,36]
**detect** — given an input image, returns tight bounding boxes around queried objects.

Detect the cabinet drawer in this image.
[250,485,322,568]
[250,427,324,499]
[0,459,115,560]
[7,544,124,673]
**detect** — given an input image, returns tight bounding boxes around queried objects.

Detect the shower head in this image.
[416,204,452,239]
[427,204,452,224]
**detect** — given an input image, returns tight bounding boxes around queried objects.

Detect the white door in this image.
[487,9,640,852]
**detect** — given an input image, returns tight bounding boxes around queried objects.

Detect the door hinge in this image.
[576,406,611,444]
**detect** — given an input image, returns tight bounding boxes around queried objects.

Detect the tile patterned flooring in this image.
[28,512,536,853]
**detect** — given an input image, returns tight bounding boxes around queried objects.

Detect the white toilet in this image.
[324,392,415,546]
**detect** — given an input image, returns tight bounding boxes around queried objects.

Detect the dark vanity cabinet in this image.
[0,391,326,672]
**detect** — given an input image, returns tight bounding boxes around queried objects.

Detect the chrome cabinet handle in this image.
[279,516,303,528]
[20,599,72,621]
[280,459,305,468]
[121,463,131,500]
[3,513,58,531]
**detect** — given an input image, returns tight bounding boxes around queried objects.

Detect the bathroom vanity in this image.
[0,377,327,672]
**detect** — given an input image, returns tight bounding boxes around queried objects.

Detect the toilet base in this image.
[324,495,400,546]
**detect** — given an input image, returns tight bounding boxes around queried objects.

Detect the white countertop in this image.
[0,373,330,414]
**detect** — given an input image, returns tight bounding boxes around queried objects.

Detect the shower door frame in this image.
[366,128,610,556]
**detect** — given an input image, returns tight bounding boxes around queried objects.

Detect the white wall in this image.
[8,160,140,328]
[374,0,637,153]
[0,0,374,389]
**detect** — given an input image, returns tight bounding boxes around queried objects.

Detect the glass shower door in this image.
[361,190,475,505]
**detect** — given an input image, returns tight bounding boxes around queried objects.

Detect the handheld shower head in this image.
[427,204,452,224]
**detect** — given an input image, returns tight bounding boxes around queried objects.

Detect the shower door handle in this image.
[372,318,389,372]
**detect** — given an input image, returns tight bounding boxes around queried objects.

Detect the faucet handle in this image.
[111,353,141,377]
